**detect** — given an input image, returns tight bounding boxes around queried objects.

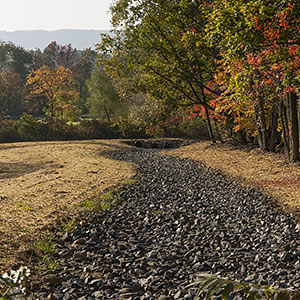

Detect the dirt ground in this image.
[168,141,300,219]
[0,140,135,274]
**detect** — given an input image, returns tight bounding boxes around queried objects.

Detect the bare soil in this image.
[0,140,135,273]
[168,141,300,218]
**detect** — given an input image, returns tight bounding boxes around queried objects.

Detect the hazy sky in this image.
[0,0,114,31]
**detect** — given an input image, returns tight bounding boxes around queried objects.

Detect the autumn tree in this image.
[97,0,222,143]
[26,65,80,121]
[207,0,299,158]
[32,42,79,70]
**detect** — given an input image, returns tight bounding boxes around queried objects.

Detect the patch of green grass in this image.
[34,236,59,271]
[16,201,36,212]
[35,237,55,255]
[99,188,120,201]
[94,200,112,212]
[39,256,59,271]
[61,217,77,233]
[92,188,120,212]
[77,199,92,209]
[76,176,139,213]
[122,178,138,185]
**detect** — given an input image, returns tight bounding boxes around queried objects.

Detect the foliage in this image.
[86,67,125,124]
[188,273,300,300]
[0,266,30,299]
[35,237,59,271]
[0,120,19,142]
[26,65,80,121]
[34,42,79,70]
[72,48,96,112]
[0,71,24,119]
[95,0,300,155]
[0,42,33,78]
[97,0,222,142]
[17,113,45,141]
[78,119,120,139]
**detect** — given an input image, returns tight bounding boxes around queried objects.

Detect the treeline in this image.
[97,0,299,161]
[0,40,209,142]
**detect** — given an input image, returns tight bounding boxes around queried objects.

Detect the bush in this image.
[117,117,148,139]
[17,113,46,141]
[167,117,210,139]
[78,119,120,139]
[0,120,20,142]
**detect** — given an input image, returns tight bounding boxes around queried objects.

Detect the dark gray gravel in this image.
[31,147,300,299]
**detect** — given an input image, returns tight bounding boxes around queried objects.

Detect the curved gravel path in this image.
[33,148,300,299]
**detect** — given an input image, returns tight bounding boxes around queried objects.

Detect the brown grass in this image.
[0,140,135,273]
[167,141,300,218]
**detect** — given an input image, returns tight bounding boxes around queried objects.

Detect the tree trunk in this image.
[298,93,300,147]
[213,119,223,143]
[204,104,216,143]
[280,101,290,156]
[237,130,247,145]
[258,97,268,151]
[269,103,279,152]
[201,86,215,143]
[288,92,299,161]
[103,103,111,125]
[254,97,268,151]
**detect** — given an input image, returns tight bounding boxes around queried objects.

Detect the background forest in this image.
[0,0,299,161]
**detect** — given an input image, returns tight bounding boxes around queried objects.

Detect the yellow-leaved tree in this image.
[26,65,80,121]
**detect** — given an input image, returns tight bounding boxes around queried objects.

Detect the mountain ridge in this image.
[0,29,109,50]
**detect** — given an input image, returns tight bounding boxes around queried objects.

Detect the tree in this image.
[32,42,79,70]
[26,65,80,121]
[207,0,299,157]
[0,71,24,119]
[10,45,33,80]
[86,68,124,124]
[97,0,222,142]
[0,42,33,79]
[72,48,96,112]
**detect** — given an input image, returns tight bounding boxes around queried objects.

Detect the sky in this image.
[0,0,114,31]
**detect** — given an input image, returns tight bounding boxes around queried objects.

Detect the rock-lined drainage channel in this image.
[32,148,300,299]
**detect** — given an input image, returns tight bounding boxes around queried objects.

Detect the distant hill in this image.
[0,29,109,50]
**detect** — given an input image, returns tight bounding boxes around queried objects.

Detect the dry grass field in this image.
[0,140,135,273]
[168,141,300,219]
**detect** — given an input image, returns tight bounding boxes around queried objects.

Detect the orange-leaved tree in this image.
[26,65,80,121]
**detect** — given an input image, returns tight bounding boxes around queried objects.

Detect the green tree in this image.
[10,45,33,80]
[0,42,32,79]
[0,71,24,119]
[97,0,222,142]
[73,48,96,112]
[86,68,124,124]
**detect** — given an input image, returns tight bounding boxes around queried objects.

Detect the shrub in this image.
[117,117,148,139]
[17,113,45,141]
[78,119,120,139]
[167,117,210,139]
[0,120,20,142]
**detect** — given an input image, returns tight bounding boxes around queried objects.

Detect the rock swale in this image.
[32,148,300,299]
